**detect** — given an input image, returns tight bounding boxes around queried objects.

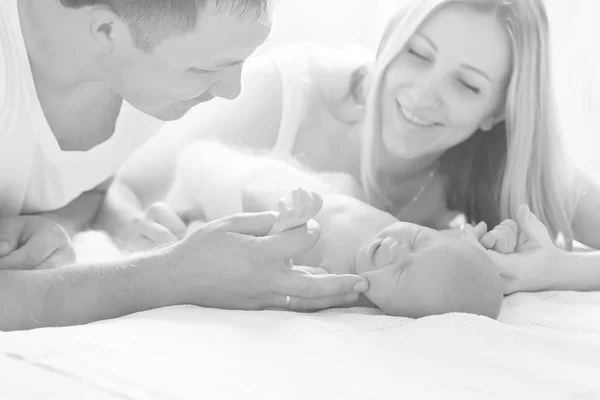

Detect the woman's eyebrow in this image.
[460,64,492,83]
[415,33,438,52]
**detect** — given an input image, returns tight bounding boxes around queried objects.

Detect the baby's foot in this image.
[267,188,323,235]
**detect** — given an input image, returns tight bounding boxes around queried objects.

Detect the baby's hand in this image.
[480,219,518,254]
[267,188,323,235]
[459,221,488,252]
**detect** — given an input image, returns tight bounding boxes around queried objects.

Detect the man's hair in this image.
[59,0,270,52]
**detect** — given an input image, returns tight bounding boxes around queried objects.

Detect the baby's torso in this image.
[293,195,397,274]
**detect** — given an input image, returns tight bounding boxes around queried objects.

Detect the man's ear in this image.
[87,7,131,53]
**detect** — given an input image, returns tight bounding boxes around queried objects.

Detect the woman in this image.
[101,0,600,294]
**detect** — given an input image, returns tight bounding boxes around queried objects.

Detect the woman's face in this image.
[380,3,512,159]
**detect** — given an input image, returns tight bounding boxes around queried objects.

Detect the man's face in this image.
[103,3,271,121]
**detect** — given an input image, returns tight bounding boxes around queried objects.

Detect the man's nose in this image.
[209,64,243,100]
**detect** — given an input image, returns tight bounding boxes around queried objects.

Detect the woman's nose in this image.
[405,82,442,111]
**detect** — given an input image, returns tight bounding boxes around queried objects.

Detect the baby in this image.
[167,141,506,319]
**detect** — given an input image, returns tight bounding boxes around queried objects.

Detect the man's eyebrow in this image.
[460,64,492,83]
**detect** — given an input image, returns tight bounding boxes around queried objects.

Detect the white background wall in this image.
[259,0,600,178]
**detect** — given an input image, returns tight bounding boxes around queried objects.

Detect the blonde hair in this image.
[360,0,577,247]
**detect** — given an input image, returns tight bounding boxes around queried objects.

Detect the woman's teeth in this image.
[398,104,436,127]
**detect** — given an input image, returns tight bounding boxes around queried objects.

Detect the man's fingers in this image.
[215,212,279,237]
[267,293,358,311]
[291,266,330,275]
[146,202,188,239]
[273,270,368,299]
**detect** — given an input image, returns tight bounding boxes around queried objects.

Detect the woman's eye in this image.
[408,48,429,61]
[459,80,480,94]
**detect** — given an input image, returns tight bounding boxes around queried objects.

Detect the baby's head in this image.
[356,222,503,319]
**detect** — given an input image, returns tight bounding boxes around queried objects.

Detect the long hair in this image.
[359,0,577,247]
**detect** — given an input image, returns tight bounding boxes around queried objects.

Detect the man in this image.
[0,0,368,331]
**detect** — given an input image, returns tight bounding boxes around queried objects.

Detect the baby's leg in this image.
[166,140,263,223]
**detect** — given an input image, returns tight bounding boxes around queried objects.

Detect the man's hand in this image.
[168,212,369,311]
[0,215,76,270]
[117,201,188,251]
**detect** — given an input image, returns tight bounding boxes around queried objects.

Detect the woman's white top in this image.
[269,43,370,157]
[0,0,164,217]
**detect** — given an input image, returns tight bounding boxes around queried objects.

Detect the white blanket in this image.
[2,233,600,399]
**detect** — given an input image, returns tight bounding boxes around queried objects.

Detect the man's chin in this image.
[147,105,193,121]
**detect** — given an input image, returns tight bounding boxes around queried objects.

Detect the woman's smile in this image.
[394,100,442,137]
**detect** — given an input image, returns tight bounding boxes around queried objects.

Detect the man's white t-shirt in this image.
[0,0,165,217]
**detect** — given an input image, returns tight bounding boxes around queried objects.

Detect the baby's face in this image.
[356,222,493,317]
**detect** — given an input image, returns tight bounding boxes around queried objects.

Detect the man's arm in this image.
[0,251,174,331]
[0,211,367,332]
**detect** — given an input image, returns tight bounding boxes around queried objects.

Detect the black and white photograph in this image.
[1,0,600,398]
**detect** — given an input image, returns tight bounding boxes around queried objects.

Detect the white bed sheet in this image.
[1,232,600,399]
[2,292,600,399]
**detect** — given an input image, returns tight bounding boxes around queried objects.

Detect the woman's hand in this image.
[486,205,560,295]
[117,201,188,251]
[0,215,76,270]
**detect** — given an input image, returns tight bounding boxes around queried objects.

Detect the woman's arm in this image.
[571,172,600,249]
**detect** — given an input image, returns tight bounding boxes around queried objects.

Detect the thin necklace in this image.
[383,168,437,217]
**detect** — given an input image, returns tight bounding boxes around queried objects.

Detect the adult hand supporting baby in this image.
[0,215,76,270]
[168,211,368,311]
[486,205,559,295]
